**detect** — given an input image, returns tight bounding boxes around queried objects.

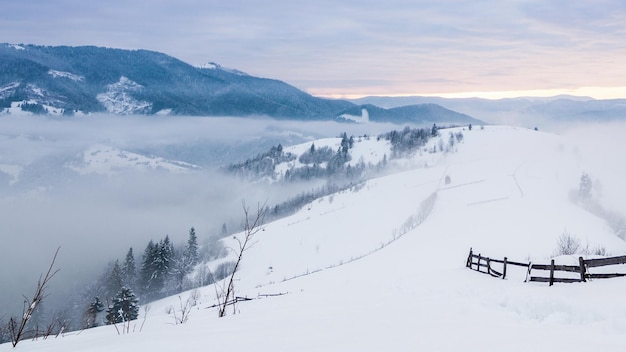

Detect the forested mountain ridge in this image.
[0,44,482,125]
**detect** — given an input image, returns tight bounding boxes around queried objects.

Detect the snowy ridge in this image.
[0,82,19,99]
[48,70,84,82]
[96,77,152,114]
[67,144,199,175]
[4,126,626,351]
[197,61,249,76]
[4,43,25,50]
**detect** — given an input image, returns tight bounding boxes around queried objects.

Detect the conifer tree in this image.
[139,240,157,297]
[431,123,439,137]
[184,227,199,267]
[107,260,123,298]
[105,287,139,324]
[121,247,136,289]
[579,172,592,199]
[84,297,104,329]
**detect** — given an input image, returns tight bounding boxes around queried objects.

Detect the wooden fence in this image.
[466,248,626,286]
[465,248,530,280]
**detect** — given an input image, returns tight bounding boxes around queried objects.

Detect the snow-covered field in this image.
[3,125,626,351]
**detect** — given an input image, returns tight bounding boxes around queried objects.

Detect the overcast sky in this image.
[3,0,626,98]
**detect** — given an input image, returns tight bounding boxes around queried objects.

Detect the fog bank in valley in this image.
[0,115,399,316]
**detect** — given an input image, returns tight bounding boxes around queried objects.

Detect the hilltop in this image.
[2,124,626,351]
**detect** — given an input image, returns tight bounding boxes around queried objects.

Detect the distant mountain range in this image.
[351,95,626,128]
[0,43,481,125]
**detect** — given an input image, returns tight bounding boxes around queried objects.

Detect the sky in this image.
[3,1,626,98]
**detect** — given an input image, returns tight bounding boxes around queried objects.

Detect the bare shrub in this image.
[592,245,609,256]
[8,248,60,347]
[170,289,199,325]
[217,201,267,317]
[554,231,581,256]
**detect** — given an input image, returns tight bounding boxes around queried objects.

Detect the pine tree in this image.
[579,172,592,199]
[107,260,123,297]
[139,240,157,297]
[431,123,439,137]
[184,227,199,267]
[121,247,136,289]
[105,287,139,324]
[84,297,104,328]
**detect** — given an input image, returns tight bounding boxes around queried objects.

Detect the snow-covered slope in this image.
[67,144,199,175]
[96,77,152,115]
[4,125,626,351]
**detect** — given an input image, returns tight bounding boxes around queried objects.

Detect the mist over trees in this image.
[1,123,450,341]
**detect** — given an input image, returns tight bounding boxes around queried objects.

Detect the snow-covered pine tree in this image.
[139,240,157,298]
[153,236,173,296]
[83,297,104,329]
[121,247,136,289]
[579,172,592,199]
[105,287,139,324]
[184,227,199,267]
[106,260,123,298]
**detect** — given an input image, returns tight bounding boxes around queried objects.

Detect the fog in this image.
[560,121,626,213]
[2,115,624,320]
[0,115,400,317]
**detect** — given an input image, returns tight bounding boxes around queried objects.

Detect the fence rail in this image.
[466,248,626,286]
[466,248,529,280]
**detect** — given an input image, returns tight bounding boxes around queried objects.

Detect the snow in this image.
[154,108,172,115]
[0,82,19,99]
[339,108,369,123]
[197,62,249,76]
[96,77,152,114]
[67,144,199,175]
[48,70,85,82]
[3,125,626,351]
[6,44,25,50]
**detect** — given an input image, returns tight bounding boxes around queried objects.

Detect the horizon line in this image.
[310,86,626,101]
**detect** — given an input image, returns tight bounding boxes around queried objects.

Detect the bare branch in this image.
[10,247,60,347]
[217,201,267,317]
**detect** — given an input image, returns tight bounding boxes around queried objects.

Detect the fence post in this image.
[579,256,586,282]
[477,254,482,272]
[525,262,532,282]
[549,259,555,286]
[503,257,508,279]
[466,248,473,268]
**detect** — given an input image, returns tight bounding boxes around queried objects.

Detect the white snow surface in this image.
[4,125,626,351]
[197,62,249,76]
[48,70,85,82]
[339,108,370,123]
[0,82,20,99]
[96,76,152,114]
[67,144,199,175]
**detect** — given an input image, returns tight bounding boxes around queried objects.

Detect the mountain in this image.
[351,95,626,129]
[2,125,626,350]
[0,43,356,119]
[0,44,482,125]
[337,103,482,125]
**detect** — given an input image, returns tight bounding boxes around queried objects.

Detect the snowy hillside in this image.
[3,125,626,351]
[67,144,199,175]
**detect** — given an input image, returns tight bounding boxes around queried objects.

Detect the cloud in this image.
[0,115,398,316]
[2,1,626,97]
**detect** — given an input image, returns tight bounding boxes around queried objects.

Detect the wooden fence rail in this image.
[466,248,626,286]
[465,248,529,280]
